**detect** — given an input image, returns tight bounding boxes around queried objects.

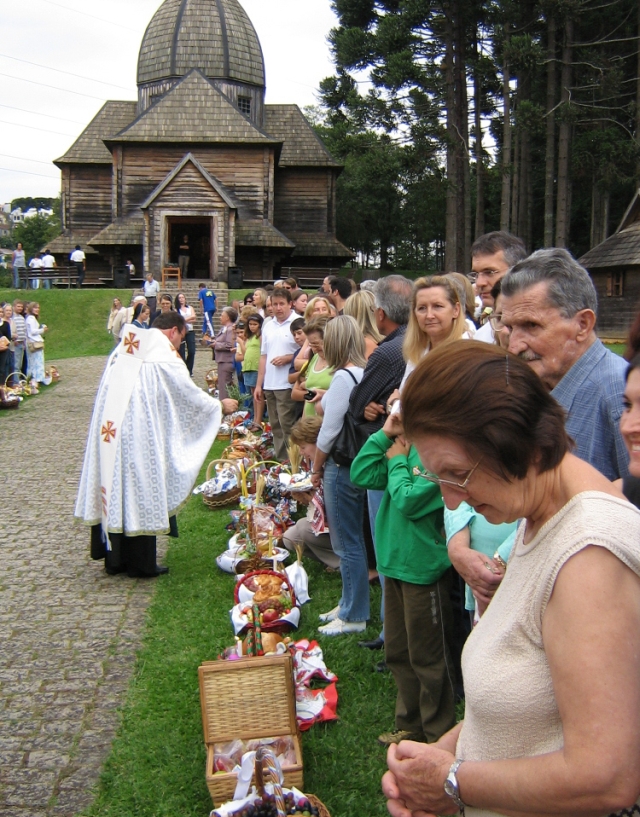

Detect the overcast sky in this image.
[1,0,339,206]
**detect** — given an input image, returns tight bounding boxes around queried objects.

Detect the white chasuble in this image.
[75,325,222,536]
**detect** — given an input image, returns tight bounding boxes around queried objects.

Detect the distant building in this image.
[48,0,352,285]
[580,188,640,338]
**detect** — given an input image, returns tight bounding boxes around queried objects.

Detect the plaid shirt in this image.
[551,339,629,480]
[349,325,406,433]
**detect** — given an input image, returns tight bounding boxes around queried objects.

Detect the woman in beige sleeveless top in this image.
[382,341,640,817]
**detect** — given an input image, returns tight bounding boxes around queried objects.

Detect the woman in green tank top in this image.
[291,316,333,417]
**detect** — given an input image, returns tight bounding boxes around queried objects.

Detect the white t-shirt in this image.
[29,258,43,269]
[70,249,85,263]
[42,253,55,269]
[260,311,299,390]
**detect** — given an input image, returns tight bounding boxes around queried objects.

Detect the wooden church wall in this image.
[121,145,268,217]
[63,165,113,232]
[273,168,330,235]
[145,164,230,277]
[590,267,640,338]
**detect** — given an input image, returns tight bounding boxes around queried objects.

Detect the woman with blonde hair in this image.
[304,295,336,321]
[343,289,383,359]
[399,275,467,390]
[309,315,370,636]
[447,272,477,334]
[252,288,268,317]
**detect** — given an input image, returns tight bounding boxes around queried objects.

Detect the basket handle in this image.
[255,747,286,817]
[205,458,241,488]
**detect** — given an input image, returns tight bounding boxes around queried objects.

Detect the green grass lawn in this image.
[79,441,393,817]
[0,288,132,359]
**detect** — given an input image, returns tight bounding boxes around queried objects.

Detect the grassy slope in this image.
[80,442,393,817]
[0,288,131,359]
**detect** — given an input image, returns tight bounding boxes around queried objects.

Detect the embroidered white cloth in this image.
[75,325,222,535]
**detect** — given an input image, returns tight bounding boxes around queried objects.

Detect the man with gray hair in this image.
[501,247,629,480]
[349,274,413,431]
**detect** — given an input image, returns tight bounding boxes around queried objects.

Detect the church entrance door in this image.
[167,217,212,279]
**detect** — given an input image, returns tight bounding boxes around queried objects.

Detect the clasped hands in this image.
[382,742,459,817]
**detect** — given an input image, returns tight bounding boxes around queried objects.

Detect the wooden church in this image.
[48,0,353,285]
[580,189,640,338]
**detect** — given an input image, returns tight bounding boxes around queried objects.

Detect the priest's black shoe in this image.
[358,637,385,650]
[128,565,169,578]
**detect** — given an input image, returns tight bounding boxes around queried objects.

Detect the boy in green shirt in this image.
[351,412,456,745]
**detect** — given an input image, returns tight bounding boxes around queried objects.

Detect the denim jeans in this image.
[368,488,385,636]
[323,457,370,622]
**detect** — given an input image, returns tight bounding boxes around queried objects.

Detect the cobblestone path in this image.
[0,356,165,816]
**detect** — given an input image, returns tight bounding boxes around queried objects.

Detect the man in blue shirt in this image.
[198,284,217,335]
[501,247,629,480]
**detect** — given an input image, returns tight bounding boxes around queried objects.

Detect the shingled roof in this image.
[137,0,264,88]
[54,101,136,165]
[581,188,640,269]
[47,230,101,254]
[287,232,354,259]
[89,216,144,247]
[236,221,294,249]
[264,105,341,168]
[108,70,277,144]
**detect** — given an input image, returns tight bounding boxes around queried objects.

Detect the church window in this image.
[606,271,624,297]
[237,96,251,116]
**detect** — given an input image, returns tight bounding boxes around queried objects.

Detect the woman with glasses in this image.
[383,340,640,817]
[351,409,456,747]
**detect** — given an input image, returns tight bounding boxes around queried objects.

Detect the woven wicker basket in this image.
[203,459,242,509]
[198,654,303,806]
[254,747,331,817]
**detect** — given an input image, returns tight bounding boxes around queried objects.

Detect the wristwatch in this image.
[444,759,465,813]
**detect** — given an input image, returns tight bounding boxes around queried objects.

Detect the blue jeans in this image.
[323,457,370,622]
[368,488,385,635]
[13,266,24,288]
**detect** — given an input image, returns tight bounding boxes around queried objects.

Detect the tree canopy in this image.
[318,0,640,270]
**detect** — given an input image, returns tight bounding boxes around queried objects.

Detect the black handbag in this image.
[330,369,369,466]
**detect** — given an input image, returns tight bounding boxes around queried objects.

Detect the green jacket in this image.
[350,430,450,585]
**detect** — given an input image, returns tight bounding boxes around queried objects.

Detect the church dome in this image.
[137,0,265,88]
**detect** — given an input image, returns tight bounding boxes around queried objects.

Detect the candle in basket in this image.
[267,530,273,557]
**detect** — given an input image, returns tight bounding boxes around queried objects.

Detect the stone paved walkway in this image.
[0,355,172,816]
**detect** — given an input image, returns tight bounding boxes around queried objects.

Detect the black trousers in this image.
[90,518,177,577]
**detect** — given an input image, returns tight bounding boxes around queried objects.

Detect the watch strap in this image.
[444,759,465,812]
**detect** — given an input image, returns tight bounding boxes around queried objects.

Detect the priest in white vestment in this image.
[75,312,223,577]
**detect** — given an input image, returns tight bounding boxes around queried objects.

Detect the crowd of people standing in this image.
[189,234,640,817]
[0,298,50,393]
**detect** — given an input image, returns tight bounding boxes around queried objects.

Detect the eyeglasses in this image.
[475,269,503,279]
[412,459,482,491]
[489,314,508,331]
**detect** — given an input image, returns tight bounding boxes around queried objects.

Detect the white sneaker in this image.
[318,618,366,636]
[318,605,341,623]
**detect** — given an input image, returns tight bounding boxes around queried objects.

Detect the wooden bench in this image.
[19,266,78,289]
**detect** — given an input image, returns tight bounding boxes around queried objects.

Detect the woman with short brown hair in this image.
[383,340,640,817]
